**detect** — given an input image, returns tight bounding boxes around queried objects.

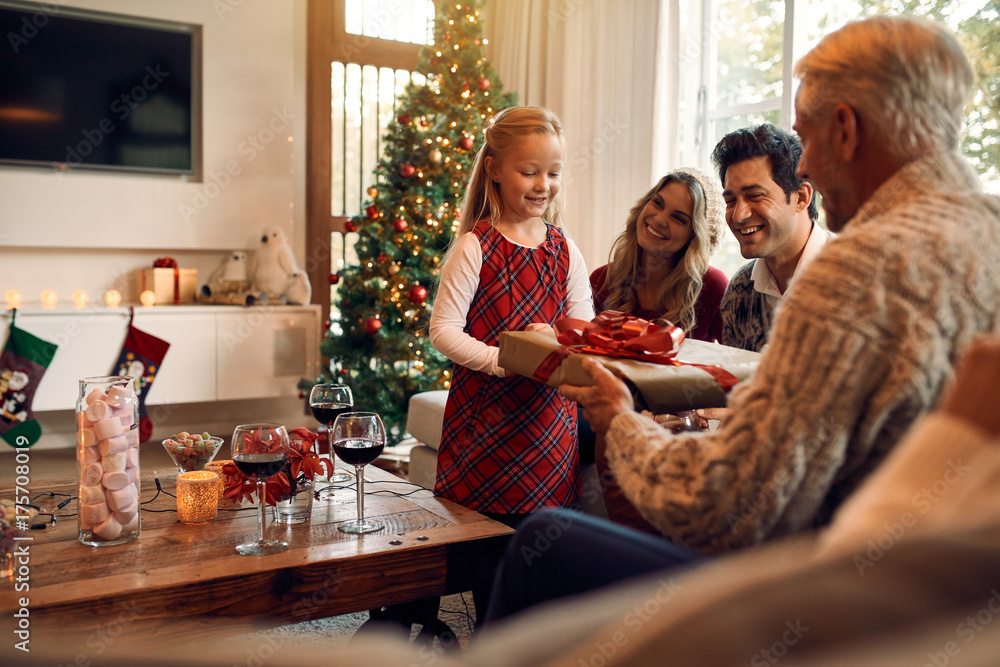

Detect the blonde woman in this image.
[590,167,727,341]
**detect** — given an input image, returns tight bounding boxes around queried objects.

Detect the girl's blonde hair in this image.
[601,168,724,332]
[455,106,566,237]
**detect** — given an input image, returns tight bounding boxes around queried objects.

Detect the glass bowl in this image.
[162,433,224,473]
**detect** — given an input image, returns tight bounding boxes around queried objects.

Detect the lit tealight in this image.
[4,289,22,310]
[72,290,89,309]
[40,289,58,309]
[139,290,156,307]
[104,290,122,308]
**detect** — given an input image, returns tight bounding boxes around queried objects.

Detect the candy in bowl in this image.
[162,432,224,473]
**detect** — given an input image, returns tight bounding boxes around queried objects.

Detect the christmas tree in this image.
[308,0,517,442]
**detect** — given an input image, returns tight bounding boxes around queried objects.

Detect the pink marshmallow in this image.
[84,400,112,423]
[76,411,91,428]
[102,470,130,491]
[126,448,139,468]
[105,484,137,512]
[94,417,123,440]
[124,429,139,447]
[102,452,126,473]
[80,501,110,527]
[80,484,104,504]
[93,514,123,540]
[105,385,132,408]
[99,435,128,456]
[82,446,101,465]
[85,388,107,405]
[116,408,135,427]
[121,512,140,533]
[81,462,104,486]
[125,466,139,485]
[77,428,97,448]
[114,499,139,524]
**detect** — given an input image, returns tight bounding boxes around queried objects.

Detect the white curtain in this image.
[482,0,678,274]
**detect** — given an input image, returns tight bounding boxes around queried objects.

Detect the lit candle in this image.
[72,290,89,309]
[176,471,220,524]
[139,290,156,307]
[40,289,58,309]
[4,289,22,310]
[104,290,122,308]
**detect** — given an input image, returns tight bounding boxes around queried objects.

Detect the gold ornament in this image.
[367,186,378,197]
[429,148,443,163]
[388,263,400,275]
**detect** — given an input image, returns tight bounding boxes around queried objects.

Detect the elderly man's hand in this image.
[558,357,634,434]
[941,336,1000,438]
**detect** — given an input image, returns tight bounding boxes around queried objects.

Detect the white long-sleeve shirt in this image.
[429,229,595,377]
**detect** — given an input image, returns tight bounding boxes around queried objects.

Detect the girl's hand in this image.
[558,358,633,434]
[524,322,554,333]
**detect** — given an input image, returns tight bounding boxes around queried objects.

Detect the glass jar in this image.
[77,376,140,547]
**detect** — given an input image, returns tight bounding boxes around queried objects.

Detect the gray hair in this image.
[794,15,973,156]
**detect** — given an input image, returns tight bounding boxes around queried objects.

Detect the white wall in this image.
[0,0,308,306]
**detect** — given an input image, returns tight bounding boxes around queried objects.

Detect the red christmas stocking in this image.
[1,310,59,448]
[112,311,170,443]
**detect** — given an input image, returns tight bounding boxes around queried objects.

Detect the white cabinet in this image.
[0,305,321,411]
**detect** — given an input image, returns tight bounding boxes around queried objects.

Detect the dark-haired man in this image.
[712,123,829,352]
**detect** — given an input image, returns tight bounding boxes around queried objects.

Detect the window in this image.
[680,0,999,277]
[307,0,435,327]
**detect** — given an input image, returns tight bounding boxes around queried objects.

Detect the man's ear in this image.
[831,102,860,162]
[794,180,814,212]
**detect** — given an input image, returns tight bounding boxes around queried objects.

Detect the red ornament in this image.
[339,368,348,376]
[344,221,357,233]
[298,391,306,400]
[397,113,411,125]
[478,77,490,91]
[364,317,382,334]
[328,273,340,285]
[366,205,379,219]
[407,285,428,304]
[392,218,408,232]
[459,136,474,150]
[420,118,429,127]
[377,253,387,263]
[400,163,416,178]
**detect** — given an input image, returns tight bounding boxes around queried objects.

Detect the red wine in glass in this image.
[332,438,384,466]
[233,452,289,479]
[310,402,352,428]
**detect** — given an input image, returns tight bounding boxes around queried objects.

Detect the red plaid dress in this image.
[434,222,580,513]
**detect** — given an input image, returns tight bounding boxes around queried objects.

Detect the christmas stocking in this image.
[112,311,170,443]
[1,310,59,448]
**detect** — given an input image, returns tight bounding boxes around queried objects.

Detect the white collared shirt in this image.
[750,222,831,305]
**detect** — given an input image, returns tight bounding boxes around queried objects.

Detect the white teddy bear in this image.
[251,225,311,305]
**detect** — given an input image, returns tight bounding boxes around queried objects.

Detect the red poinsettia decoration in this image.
[221,427,332,506]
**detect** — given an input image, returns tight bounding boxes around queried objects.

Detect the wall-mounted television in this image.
[0,1,200,175]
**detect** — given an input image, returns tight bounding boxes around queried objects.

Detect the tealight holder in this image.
[176,471,220,524]
[205,460,240,509]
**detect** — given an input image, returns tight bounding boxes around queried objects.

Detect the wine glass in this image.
[309,384,354,486]
[232,423,291,556]
[332,412,386,534]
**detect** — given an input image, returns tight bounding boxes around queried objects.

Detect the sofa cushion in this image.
[405,390,448,451]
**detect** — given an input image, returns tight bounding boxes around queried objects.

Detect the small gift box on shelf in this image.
[498,311,761,414]
[136,258,197,305]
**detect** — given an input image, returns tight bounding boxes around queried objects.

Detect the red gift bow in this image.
[533,310,740,394]
[152,257,177,268]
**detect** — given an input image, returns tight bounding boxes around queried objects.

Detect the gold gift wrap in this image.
[136,268,198,304]
[497,330,761,413]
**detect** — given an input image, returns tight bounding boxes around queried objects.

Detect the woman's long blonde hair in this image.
[454,106,566,238]
[601,171,721,332]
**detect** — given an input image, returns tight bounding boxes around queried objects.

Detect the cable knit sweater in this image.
[605,150,1000,554]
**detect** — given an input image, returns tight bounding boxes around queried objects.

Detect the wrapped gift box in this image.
[498,330,761,413]
[136,268,198,304]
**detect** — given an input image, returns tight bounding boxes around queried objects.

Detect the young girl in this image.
[429,107,595,526]
[590,167,728,341]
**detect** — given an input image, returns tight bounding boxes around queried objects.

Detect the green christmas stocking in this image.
[1,310,59,448]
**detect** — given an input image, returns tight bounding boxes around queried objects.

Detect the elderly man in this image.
[483,15,1000,624]
[713,123,827,353]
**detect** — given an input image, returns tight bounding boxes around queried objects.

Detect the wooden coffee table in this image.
[0,465,512,646]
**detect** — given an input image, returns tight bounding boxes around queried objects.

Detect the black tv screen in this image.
[0,2,198,174]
